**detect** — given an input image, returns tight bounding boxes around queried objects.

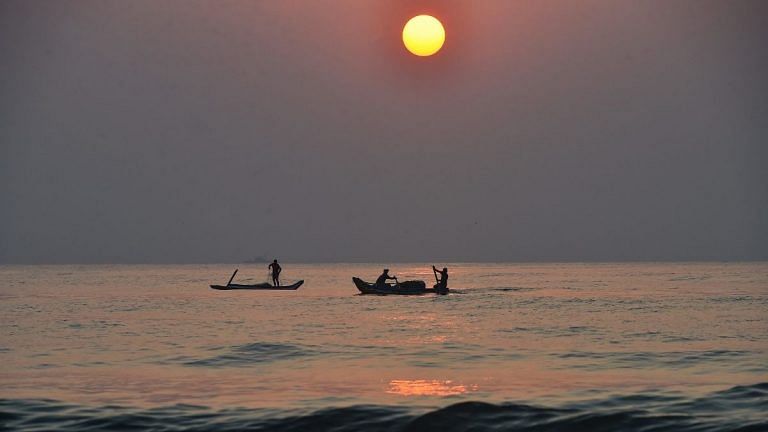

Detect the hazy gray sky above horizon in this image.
[1,0,766,263]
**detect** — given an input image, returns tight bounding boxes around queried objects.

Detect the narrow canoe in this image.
[210,280,304,290]
[353,277,446,295]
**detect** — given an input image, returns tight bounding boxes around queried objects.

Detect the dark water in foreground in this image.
[2,383,768,431]
[1,263,766,431]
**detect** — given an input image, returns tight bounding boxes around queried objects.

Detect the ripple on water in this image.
[553,350,765,371]
[175,342,316,367]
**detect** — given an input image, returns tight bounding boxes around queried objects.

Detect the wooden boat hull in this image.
[353,277,446,295]
[210,280,304,290]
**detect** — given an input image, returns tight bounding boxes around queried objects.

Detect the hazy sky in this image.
[1,0,766,263]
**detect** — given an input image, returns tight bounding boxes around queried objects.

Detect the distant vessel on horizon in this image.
[242,255,268,264]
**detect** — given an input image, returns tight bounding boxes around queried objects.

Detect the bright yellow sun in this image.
[402,15,445,57]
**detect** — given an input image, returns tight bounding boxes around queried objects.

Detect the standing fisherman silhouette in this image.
[432,266,449,294]
[268,259,282,287]
[375,269,398,288]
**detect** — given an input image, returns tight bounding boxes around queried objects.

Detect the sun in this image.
[402,15,445,57]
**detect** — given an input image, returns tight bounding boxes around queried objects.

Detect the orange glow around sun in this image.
[402,15,445,57]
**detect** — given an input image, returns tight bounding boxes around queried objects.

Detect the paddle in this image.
[226,269,239,287]
[433,266,439,285]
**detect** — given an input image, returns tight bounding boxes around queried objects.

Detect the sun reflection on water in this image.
[386,379,478,396]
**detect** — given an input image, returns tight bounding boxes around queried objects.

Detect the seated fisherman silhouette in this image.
[375,269,398,288]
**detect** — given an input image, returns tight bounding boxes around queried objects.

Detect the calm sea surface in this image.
[1,263,766,431]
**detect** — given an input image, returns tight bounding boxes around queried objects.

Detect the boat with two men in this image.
[353,267,449,295]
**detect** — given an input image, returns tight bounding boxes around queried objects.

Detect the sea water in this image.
[1,263,766,431]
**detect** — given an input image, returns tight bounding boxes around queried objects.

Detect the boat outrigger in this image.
[210,269,304,290]
[353,277,447,295]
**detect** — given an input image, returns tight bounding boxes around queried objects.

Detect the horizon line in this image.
[1,260,767,266]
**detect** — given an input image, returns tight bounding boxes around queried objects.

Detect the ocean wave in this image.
[498,325,602,337]
[1,383,765,431]
[173,342,315,367]
[468,287,539,293]
[668,275,712,282]
[553,350,762,370]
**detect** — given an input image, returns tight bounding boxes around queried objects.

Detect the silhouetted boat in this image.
[210,269,303,290]
[353,277,445,295]
[210,280,304,290]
